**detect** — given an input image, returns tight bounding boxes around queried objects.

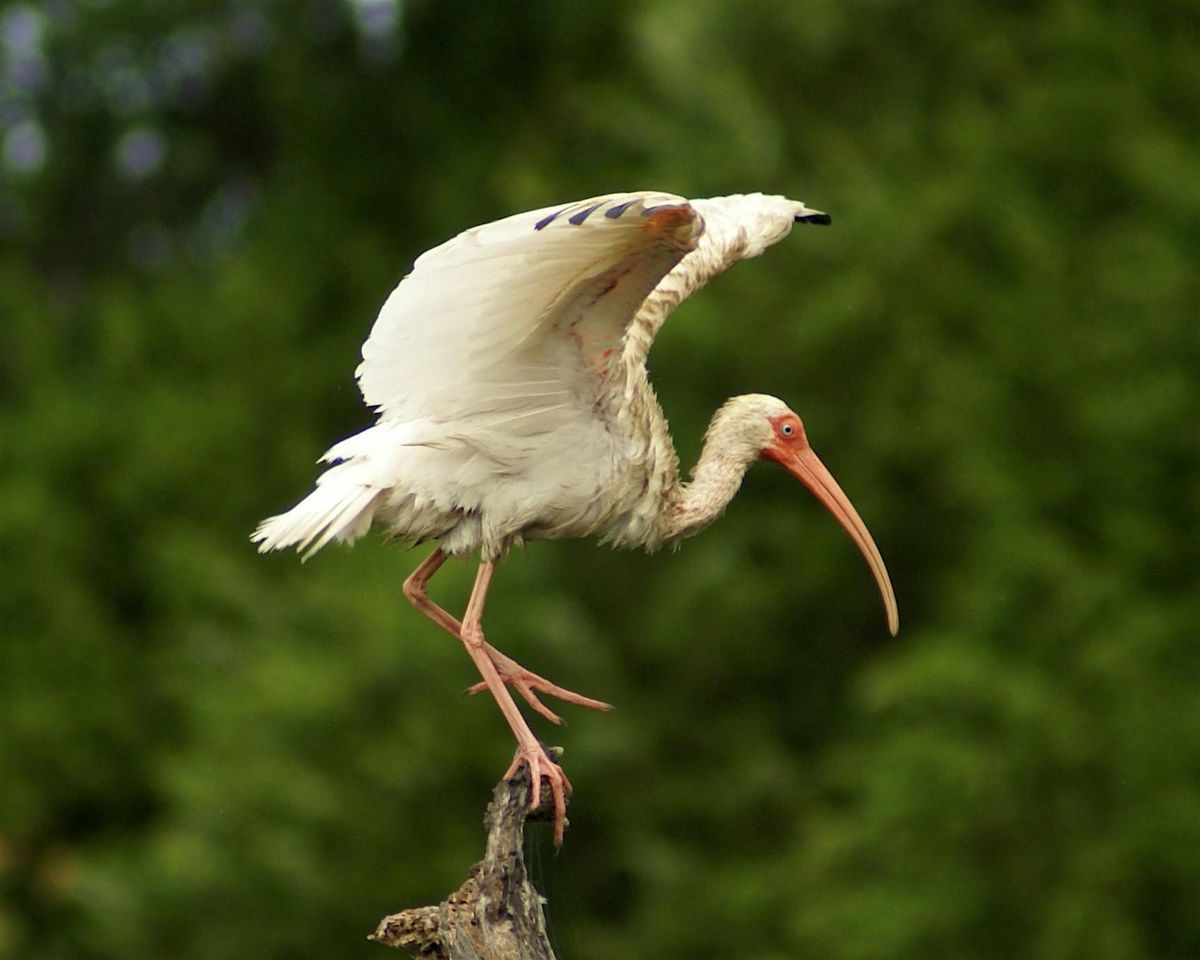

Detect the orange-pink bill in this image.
[780,447,900,636]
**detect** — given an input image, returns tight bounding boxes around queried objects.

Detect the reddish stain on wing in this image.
[642,203,703,250]
[643,205,694,234]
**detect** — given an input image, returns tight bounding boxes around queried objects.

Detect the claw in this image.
[505,744,572,847]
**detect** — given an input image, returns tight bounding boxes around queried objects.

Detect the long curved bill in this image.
[782,447,899,636]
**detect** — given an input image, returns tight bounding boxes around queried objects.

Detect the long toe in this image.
[537,755,572,848]
[513,680,566,725]
[466,678,564,725]
[550,775,568,848]
[480,644,615,714]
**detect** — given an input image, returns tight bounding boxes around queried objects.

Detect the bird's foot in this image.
[505,743,572,847]
[466,643,614,725]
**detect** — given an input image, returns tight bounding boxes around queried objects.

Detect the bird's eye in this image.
[781,423,795,437]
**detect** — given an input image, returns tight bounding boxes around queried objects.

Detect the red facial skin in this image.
[761,412,899,635]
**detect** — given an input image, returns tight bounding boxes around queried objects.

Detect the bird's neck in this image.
[661,408,759,543]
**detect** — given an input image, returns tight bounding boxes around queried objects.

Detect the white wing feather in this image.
[356,191,702,429]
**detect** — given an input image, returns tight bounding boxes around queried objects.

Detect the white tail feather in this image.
[252,467,383,560]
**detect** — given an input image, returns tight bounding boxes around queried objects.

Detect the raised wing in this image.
[356,192,704,430]
[622,194,830,369]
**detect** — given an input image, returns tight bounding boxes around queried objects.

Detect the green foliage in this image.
[1,1,1196,958]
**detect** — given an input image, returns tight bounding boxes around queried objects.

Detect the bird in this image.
[253,191,899,845]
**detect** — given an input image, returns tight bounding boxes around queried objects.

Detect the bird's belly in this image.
[496,438,643,546]
[382,419,645,559]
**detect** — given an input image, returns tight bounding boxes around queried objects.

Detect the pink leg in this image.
[458,560,571,846]
[402,548,461,636]
[403,549,612,724]
[402,549,579,844]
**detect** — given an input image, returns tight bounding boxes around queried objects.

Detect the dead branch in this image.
[370,754,562,960]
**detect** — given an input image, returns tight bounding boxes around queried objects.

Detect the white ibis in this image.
[253,192,898,844]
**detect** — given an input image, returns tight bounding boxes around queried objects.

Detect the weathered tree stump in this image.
[370,754,561,960]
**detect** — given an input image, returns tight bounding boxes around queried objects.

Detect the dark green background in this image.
[2,1,1197,957]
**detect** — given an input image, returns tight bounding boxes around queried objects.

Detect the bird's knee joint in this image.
[402,576,426,605]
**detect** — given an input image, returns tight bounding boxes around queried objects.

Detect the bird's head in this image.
[725,394,900,636]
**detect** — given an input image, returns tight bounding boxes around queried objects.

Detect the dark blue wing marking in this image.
[640,203,671,217]
[568,203,603,225]
[795,212,831,225]
[604,200,637,219]
[534,208,566,231]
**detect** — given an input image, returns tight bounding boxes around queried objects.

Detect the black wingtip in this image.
[795,211,832,226]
